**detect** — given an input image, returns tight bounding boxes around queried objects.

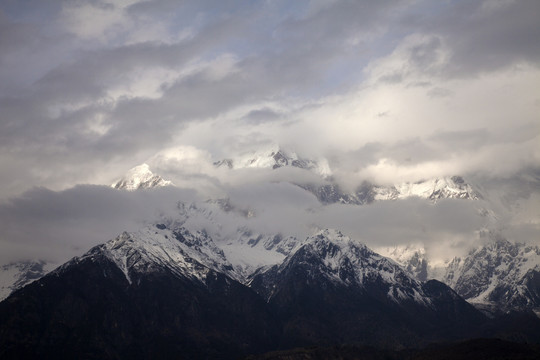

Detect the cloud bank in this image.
[0,0,538,198]
[0,0,539,266]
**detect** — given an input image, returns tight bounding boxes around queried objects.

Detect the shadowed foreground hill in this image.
[245,339,540,360]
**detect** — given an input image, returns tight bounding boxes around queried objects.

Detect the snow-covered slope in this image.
[49,210,302,287]
[54,224,237,285]
[357,176,480,203]
[377,243,429,281]
[171,200,305,277]
[220,228,302,277]
[111,163,172,190]
[30,221,441,307]
[376,235,540,313]
[440,238,540,311]
[251,229,433,306]
[116,147,479,206]
[214,145,332,177]
[0,231,495,358]
[45,224,438,304]
[76,150,540,316]
[303,176,480,205]
[392,176,480,201]
[0,260,55,300]
[213,146,479,204]
[245,228,489,349]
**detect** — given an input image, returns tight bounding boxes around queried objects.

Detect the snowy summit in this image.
[111,163,172,191]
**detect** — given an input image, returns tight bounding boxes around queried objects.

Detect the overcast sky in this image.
[0,0,539,265]
[1,0,539,197]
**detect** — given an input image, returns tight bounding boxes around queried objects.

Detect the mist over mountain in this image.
[1,151,538,309]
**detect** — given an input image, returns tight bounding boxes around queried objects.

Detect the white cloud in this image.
[60,0,132,41]
[105,66,182,100]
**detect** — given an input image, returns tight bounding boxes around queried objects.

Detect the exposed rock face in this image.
[441,238,540,312]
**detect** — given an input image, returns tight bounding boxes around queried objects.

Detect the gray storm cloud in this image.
[0,166,538,267]
[0,0,539,265]
[0,185,199,264]
[0,182,488,266]
[0,0,539,197]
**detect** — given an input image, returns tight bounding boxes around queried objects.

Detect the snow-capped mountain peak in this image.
[55,224,237,286]
[311,175,481,206]
[214,145,332,177]
[392,176,481,201]
[111,163,172,190]
[376,243,429,281]
[441,237,540,311]
[257,228,432,306]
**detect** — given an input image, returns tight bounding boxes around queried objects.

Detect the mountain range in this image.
[442,237,540,315]
[1,146,539,358]
[4,226,539,359]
